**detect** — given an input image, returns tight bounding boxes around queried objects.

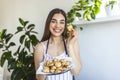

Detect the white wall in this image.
[76,20,120,80]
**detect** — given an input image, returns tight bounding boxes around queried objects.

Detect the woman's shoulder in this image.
[34,40,48,51]
[40,40,48,46]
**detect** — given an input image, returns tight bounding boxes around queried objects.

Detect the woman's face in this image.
[49,13,65,37]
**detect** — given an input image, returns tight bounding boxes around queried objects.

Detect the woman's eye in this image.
[60,22,65,24]
[51,20,56,23]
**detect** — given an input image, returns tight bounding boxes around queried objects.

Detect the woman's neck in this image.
[50,36,63,45]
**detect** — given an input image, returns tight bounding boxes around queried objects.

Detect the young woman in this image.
[34,8,82,80]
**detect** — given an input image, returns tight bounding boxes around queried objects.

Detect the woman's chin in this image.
[52,34,62,37]
[51,32,63,37]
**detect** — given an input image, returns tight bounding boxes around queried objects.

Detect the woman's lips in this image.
[53,29,62,33]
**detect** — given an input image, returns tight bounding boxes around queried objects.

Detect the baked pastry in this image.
[55,69,62,73]
[50,69,55,73]
[42,58,71,74]
[53,58,58,62]
[60,59,66,63]
[65,61,70,66]
[51,66,56,70]
[42,66,49,73]
[55,62,61,67]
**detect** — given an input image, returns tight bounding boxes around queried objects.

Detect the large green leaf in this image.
[13,46,21,56]
[18,48,25,63]
[24,21,29,26]
[95,0,102,7]
[19,51,27,64]
[25,31,30,36]
[1,29,7,39]
[7,42,16,49]
[67,17,75,24]
[22,56,36,80]
[27,24,35,30]
[75,12,81,17]
[8,59,16,70]
[67,9,75,18]
[5,33,13,43]
[0,51,12,67]
[20,35,25,44]
[15,26,24,34]
[80,27,83,30]
[24,56,33,66]
[11,68,24,80]
[19,18,25,27]
[31,31,38,34]
[0,53,6,67]
[19,18,30,27]
[24,39,31,51]
[9,42,16,46]
[91,12,96,19]
[17,27,23,31]
[93,6,100,14]
[0,43,3,48]
[29,35,39,46]
[83,10,92,21]
[24,66,36,80]
[0,60,1,66]
[0,29,3,41]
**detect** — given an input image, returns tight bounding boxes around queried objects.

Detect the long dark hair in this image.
[40,8,67,42]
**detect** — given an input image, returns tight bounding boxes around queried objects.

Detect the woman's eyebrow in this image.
[60,20,65,21]
[51,19,56,21]
[51,19,65,21]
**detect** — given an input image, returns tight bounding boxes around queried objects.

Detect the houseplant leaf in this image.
[20,35,25,44]
[11,68,24,80]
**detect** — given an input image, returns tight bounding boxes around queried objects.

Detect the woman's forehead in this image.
[52,13,65,21]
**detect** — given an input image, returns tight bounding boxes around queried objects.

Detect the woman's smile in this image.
[53,28,62,33]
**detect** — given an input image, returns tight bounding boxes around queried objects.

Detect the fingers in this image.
[70,29,78,39]
[70,30,74,39]
[36,74,46,80]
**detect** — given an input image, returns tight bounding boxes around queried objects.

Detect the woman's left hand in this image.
[67,29,79,47]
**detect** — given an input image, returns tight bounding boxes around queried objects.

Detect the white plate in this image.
[36,57,75,75]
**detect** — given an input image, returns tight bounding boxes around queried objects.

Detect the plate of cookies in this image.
[36,57,74,75]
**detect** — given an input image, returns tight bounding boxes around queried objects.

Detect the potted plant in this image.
[106,0,117,10]
[67,0,102,30]
[105,0,120,16]
[0,18,39,80]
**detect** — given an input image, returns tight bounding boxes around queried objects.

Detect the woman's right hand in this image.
[36,74,40,80]
[36,74,46,80]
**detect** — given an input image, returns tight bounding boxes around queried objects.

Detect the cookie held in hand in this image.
[67,25,73,32]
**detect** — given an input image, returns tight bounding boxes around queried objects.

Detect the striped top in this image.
[41,41,73,80]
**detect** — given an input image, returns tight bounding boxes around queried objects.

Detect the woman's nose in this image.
[55,23,60,28]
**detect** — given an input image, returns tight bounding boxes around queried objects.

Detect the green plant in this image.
[67,0,102,29]
[106,0,117,9]
[0,30,3,41]
[0,18,39,80]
